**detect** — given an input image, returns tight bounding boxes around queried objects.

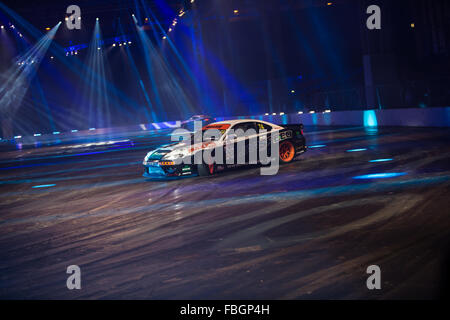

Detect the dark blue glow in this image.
[311,113,318,125]
[347,148,367,152]
[353,173,406,180]
[369,159,393,163]
[32,184,56,188]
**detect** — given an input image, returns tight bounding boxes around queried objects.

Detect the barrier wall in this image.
[2,108,449,145]
[252,107,450,127]
[1,121,180,145]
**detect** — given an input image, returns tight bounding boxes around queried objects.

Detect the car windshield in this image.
[188,124,230,142]
[190,115,207,120]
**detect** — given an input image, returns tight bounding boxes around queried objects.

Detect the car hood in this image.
[146,140,218,161]
[146,142,184,160]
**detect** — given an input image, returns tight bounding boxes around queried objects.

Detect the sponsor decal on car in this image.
[273,130,292,143]
[189,141,216,153]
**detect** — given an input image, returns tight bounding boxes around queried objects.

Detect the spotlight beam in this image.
[0,23,61,125]
[117,19,154,123]
[1,2,144,127]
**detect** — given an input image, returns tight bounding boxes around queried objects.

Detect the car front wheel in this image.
[197,163,215,176]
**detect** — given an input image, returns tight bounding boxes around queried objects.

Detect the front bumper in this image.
[143,160,194,178]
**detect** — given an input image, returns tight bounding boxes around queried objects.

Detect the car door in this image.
[233,122,258,164]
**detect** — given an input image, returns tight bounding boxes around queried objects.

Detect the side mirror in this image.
[178,134,190,142]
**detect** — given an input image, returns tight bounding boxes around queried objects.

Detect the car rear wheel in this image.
[279,140,296,164]
[197,163,215,176]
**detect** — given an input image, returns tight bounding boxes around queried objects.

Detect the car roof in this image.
[212,119,281,127]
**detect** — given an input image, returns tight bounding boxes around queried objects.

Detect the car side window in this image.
[231,122,257,137]
[256,122,272,133]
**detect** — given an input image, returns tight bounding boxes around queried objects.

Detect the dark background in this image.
[0,0,449,134]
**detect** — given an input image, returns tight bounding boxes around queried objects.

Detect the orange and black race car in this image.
[143,119,307,177]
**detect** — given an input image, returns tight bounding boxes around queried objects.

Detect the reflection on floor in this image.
[0,126,449,299]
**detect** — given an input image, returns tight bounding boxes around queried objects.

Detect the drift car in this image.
[143,119,306,177]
